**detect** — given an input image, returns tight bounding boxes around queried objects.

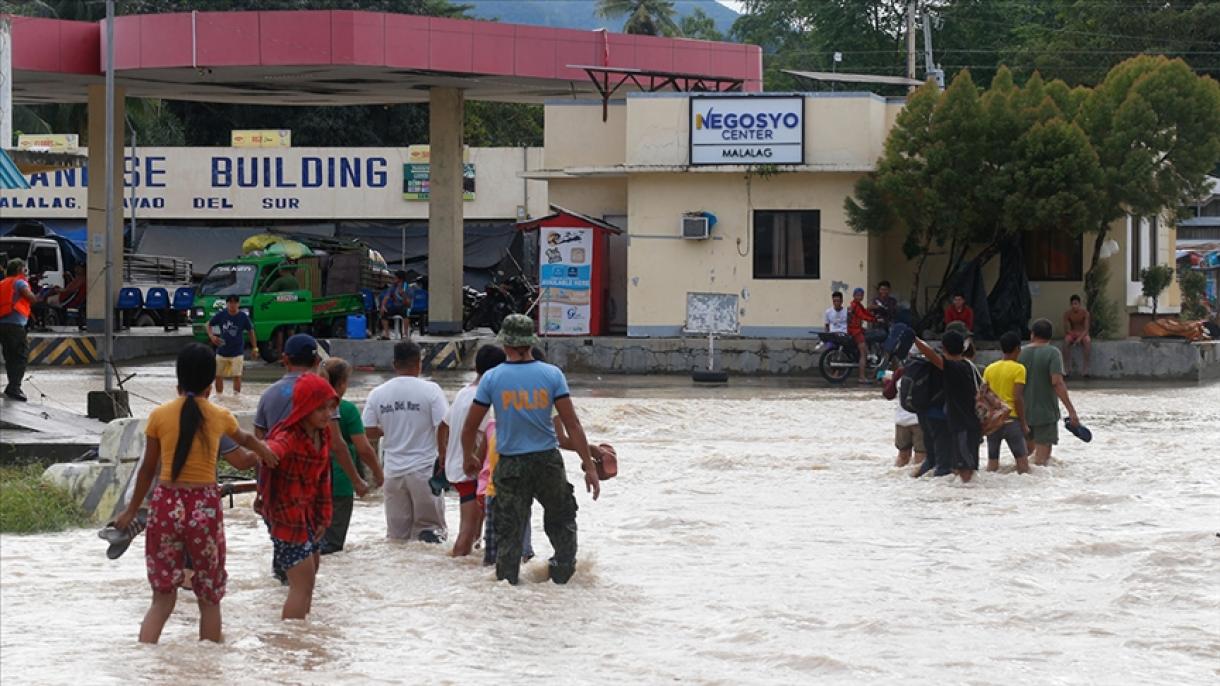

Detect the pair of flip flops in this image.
[1064,419,1093,443]
[98,509,147,560]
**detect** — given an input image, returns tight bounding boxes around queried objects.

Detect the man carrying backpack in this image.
[913,331,981,482]
[900,347,949,478]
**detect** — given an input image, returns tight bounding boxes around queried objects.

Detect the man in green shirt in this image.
[1018,318,1081,467]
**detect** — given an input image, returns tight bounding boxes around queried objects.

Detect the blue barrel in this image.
[346,314,367,340]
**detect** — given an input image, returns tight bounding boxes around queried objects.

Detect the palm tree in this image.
[597,0,680,37]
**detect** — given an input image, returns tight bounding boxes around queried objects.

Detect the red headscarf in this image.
[269,372,337,440]
[261,373,338,543]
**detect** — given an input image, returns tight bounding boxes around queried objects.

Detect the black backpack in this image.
[899,357,943,414]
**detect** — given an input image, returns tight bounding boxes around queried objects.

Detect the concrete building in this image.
[532,91,1178,338]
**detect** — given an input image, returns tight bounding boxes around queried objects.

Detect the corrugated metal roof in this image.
[0,149,32,190]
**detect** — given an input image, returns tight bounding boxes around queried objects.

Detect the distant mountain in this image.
[463,1,740,38]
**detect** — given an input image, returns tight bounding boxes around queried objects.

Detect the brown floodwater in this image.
[2,367,1218,684]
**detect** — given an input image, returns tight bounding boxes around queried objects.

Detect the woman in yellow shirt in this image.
[114,343,276,644]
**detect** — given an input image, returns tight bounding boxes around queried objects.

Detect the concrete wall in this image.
[544,101,626,170]
[537,336,1220,381]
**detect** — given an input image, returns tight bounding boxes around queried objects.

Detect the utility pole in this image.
[103,0,115,392]
[906,1,917,90]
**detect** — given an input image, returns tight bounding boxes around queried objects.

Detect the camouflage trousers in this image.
[492,449,579,585]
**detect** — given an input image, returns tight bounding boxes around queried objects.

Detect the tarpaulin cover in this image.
[943,258,994,339]
[335,221,519,272]
[0,220,88,271]
[987,236,1032,339]
[137,224,336,276]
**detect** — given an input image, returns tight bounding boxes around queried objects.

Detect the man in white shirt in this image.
[363,341,450,542]
[825,291,848,333]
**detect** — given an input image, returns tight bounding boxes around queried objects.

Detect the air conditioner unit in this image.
[682,214,711,240]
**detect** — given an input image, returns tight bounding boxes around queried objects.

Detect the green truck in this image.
[192,234,390,362]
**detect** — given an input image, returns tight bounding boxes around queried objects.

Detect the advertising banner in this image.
[17,134,79,152]
[0,147,534,220]
[689,96,804,165]
[231,130,292,147]
[402,144,475,201]
[539,226,593,335]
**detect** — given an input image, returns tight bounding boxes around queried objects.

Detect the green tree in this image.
[597,0,679,37]
[846,67,1107,327]
[845,80,941,313]
[1075,55,1220,317]
[679,7,723,41]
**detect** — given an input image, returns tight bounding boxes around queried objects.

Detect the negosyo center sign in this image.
[689,95,804,165]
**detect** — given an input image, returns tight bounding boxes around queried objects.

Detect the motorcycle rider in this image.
[848,287,877,384]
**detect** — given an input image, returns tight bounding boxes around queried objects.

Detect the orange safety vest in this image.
[0,276,32,319]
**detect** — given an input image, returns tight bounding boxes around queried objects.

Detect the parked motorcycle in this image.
[817,328,893,384]
[463,272,536,333]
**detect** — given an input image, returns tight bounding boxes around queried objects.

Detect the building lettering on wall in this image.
[689,95,805,165]
[0,147,524,220]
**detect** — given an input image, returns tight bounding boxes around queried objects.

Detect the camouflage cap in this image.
[945,320,971,337]
[497,314,539,348]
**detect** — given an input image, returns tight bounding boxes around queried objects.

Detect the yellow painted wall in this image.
[546,177,628,220]
[626,171,870,333]
[544,102,626,170]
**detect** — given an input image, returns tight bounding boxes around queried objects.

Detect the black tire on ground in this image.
[134,313,156,328]
[260,328,285,364]
[42,308,62,327]
[692,369,729,383]
[819,347,853,384]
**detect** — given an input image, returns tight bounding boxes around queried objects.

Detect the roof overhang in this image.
[8,11,762,105]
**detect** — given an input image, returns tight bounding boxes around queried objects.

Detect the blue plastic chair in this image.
[145,287,169,310]
[167,286,195,331]
[116,287,143,329]
[411,288,428,313]
[172,287,195,312]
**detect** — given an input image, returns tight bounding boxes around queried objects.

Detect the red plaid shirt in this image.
[261,424,333,544]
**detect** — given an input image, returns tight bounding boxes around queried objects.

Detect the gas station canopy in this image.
[9,11,762,106]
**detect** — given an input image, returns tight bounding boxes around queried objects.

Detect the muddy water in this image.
[2,374,1219,684]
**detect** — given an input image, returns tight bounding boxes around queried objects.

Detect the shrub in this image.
[1140,264,1175,317]
[1179,268,1209,320]
[0,465,89,534]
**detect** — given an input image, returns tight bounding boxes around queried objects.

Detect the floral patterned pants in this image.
[145,484,227,604]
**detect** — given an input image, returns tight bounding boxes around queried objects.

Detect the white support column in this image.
[427,87,465,334]
[86,84,125,330]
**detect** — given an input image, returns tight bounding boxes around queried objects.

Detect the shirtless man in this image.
[1062,295,1091,378]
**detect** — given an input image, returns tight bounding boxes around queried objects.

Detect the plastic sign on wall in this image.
[402,145,475,201]
[231,130,292,147]
[539,227,593,335]
[689,96,804,165]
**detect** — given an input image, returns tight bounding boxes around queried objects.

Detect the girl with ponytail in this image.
[114,342,277,644]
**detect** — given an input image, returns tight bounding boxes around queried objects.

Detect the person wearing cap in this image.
[847,287,877,384]
[379,271,414,340]
[362,340,450,542]
[460,314,600,586]
[206,295,257,395]
[913,330,981,482]
[255,333,368,581]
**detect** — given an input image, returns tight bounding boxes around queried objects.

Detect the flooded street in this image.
[2,369,1219,684]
